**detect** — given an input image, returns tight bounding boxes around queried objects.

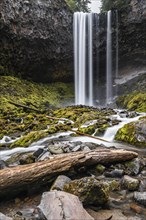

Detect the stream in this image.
[0,109,145,161]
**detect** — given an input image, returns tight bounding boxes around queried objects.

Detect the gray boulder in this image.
[38,191,94,220]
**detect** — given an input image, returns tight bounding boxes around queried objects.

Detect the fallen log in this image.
[0,149,137,199]
[9,101,41,113]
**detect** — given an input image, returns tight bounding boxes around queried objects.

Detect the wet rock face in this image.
[98,0,146,83]
[118,0,146,70]
[0,0,73,82]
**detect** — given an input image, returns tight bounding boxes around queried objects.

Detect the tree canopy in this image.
[101,0,131,12]
[65,0,91,12]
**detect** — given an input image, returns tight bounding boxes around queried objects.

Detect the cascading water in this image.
[88,13,93,106]
[115,10,119,80]
[74,10,116,106]
[74,12,86,105]
[106,10,113,104]
[115,10,119,97]
[74,12,94,106]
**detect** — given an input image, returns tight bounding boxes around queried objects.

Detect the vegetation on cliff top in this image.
[101,0,131,12]
[65,0,91,12]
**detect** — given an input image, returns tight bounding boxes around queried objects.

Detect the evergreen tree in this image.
[66,0,91,12]
[101,0,131,12]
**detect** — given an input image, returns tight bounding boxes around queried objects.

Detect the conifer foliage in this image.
[65,0,91,12]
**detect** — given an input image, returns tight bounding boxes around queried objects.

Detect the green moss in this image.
[96,164,106,174]
[79,124,98,135]
[0,76,74,113]
[115,119,146,147]
[64,177,109,206]
[116,92,146,112]
[10,130,49,148]
[108,180,120,191]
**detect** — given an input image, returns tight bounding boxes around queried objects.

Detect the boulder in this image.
[0,213,12,220]
[50,175,71,191]
[134,192,146,206]
[38,191,94,220]
[124,158,141,176]
[121,175,140,191]
[115,118,146,147]
[63,176,109,206]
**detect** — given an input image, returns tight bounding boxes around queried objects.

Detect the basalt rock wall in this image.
[0,0,73,82]
[118,0,146,76]
[0,0,145,84]
[98,0,146,84]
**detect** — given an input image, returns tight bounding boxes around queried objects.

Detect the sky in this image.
[88,0,102,13]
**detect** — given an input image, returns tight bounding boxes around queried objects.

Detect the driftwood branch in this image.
[0,149,137,199]
[9,101,41,113]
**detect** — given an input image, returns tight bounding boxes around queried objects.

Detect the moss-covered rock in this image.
[115,117,146,147]
[6,152,35,166]
[9,130,48,148]
[123,158,141,176]
[121,175,140,191]
[108,180,121,191]
[116,92,146,112]
[63,177,109,206]
[96,164,106,175]
[9,125,59,148]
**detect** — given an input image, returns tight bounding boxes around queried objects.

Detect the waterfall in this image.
[74,12,86,105]
[74,11,116,106]
[88,13,93,106]
[115,10,119,98]
[74,12,93,106]
[106,10,113,104]
[115,10,119,80]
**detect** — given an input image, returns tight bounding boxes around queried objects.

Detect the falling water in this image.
[115,10,119,80]
[115,10,119,98]
[74,11,115,106]
[106,10,113,104]
[74,12,93,106]
[74,12,86,105]
[88,13,93,106]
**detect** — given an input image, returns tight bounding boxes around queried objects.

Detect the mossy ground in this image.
[116,92,146,112]
[0,93,117,148]
[0,75,74,139]
[0,75,74,113]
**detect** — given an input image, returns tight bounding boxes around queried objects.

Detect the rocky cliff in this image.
[0,0,73,82]
[97,0,146,95]
[118,0,146,76]
[0,0,145,85]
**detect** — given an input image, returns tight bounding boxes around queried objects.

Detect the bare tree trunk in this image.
[0,149,137,199]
